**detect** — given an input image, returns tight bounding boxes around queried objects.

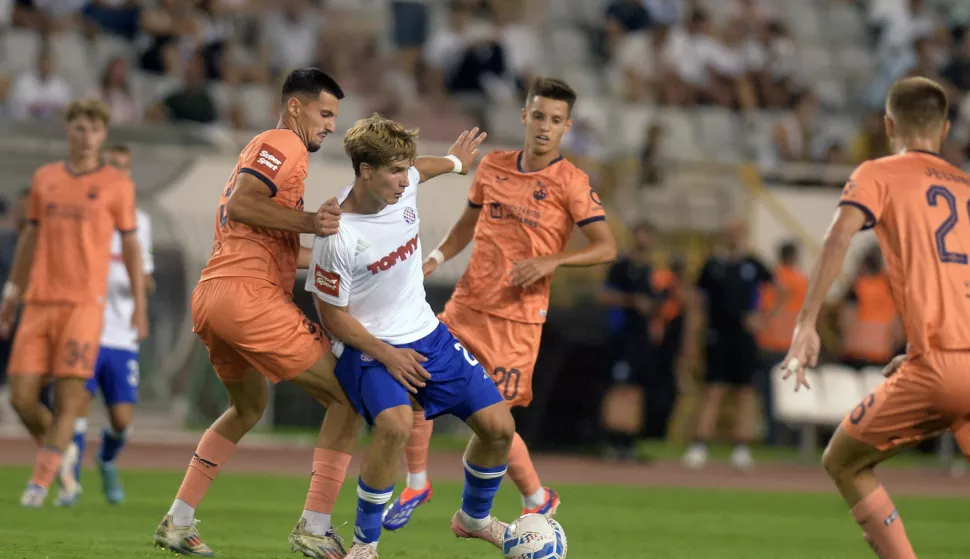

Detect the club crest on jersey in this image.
[403,207,416,224]
[314,265,341,297]
[87,186,99,200]
[367,234,419,275]
[533,181,547,201]
[843,180,856,196]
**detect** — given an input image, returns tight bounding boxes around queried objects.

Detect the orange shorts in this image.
[842,351,970,452]
[439,300,542,407]
[192,278,329,383]
[9,302,104,379]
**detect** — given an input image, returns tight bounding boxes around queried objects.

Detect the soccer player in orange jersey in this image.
[377,77,618,530]
[151,68,360,559]
[0,99,148,508]
[783,76,970,559]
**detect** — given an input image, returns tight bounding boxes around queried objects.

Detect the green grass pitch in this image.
[0,466,967,559]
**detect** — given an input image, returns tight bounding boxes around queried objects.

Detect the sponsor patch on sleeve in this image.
[251,143,287,179]
[314,265,340,297]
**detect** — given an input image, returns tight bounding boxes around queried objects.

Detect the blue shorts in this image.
[85,347,140,406]
[334,322,503,426]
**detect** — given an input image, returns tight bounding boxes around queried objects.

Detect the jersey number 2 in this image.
[927,185,969,264]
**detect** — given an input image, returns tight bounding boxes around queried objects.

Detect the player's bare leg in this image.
[450,402,515,549]
[382,411,434,531]
[289,352,362,559]
[683,383,727,469]
[155,368,267,557]
[8,374,51,444]
[822,427,917,559]
[730,386,758,471]
[22,377,86,507]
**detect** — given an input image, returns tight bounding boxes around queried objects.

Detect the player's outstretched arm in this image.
[782,205,868,388]
[510,220,617,288]
[121,232,149,340]
[313,299,431,393]
[0,223,37,337]
[413,128,486,182]
[226,173,340,236]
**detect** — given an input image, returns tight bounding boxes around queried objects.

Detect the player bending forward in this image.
[57,145,155,506]
[0,100,148,508]
[784,76,970,559]
[307,115,513,559]
[153,68,362,559]
[377,77,617,529]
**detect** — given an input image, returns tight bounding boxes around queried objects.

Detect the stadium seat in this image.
[50,32,94,94]
[860,367,886,393]
[822,2,866,47]
[92,35,135,70]
[693,107,742,162]
[612,103,654,156]
[550,28,589,69]
[655,107,702,161]
[562,67,602,98]
[333,96,365,133]
[784,1,823,42]
[814,78,848,110]
[1,28,41,75]
[798,46,833,79]
[486,102,528,145]
[238,84,276,130]
[815,364,866,425]
[771,364,823,424]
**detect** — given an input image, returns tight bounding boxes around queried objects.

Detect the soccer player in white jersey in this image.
[304,115,514,559]
[57,145,154,506]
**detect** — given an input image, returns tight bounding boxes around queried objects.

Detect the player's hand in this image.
[632,295,653,316]
[882,354,906,378]
[132,305,149,341]
[781,324,820,392]
[510,255,560,288]
[380,348,431,394]
[0,296,16,339]
[314,198,341,237]
[448,127,487,175]
[423,257,439,278]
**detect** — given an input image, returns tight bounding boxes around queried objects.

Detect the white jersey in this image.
[306,167,439,354]
[101,209,154,351]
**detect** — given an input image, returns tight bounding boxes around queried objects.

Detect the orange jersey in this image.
[839,150,970,357]
[199,129,308,295]
[451,150,606,324]
[26,162,135,304]
[757,264,807,351]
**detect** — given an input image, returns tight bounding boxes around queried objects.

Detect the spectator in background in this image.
[745,20,797,108]
[850,110,891,163]
[645,253,686,441]
[90,56,141,125]
[597,221,658,462]
[639,122,664,186]
[138,0,202,77]
[603,0,650,58]
[754,240,806,446]
[839,244,903,371]
[12,0,83,32]
[613,23,667,102]
[943,30,970,91]
[261,0,320,80]
[490,0,540,93]
[825,143,849,165]
[154,53,216,124]
[772,91,818,163]
[7,42,71,121]
[81,0,143,41]
[683,220,773,471]
[389,0,430,103]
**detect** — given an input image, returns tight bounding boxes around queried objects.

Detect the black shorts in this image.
[705,329,757,387]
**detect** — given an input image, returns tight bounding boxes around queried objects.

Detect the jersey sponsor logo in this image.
[403,207,416,224]
[366,234,419,275]
[314,265,341,297]
[533,181,547,201]
[842,179,856,196]
[486,202,540,228]
[252,143,287,179]
[45,202,90,221]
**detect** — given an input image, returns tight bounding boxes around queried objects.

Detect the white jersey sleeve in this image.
[137,210,154,274]
[306,225,357,307]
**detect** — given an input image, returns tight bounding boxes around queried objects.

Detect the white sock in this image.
[168,499,196,527]
[458,509,490,532]
[406,470,428,490]
[301,510,332,536]
[522,488,546,510]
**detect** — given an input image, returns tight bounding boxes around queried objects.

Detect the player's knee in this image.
[10,390,38,418]
[821,440,852,481]
[477,408,515,450]
[231,399,266,430]
[373,406,414,449]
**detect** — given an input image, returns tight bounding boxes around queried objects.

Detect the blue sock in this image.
[462,459,507,520]
[354,478,393,546]
[72,418,88,481]
[99,426,127,464]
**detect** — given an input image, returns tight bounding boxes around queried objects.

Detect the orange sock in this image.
[508,432,542,499]
[850,485,917,559]
[304,448,352,514]
[29,447,62,489]
[404,411,433,474]
[174,429,237,508]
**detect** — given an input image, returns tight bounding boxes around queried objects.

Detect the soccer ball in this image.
[502,513,567,559]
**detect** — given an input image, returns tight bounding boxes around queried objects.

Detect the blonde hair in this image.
[886,77,948,137]
[344,114,418,176]
[65,98,111,125]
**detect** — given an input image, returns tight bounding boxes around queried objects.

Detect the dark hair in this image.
[779,240,799,264]
[280,68,345,105]
[525,77,577,115]
[886,77,948,137]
